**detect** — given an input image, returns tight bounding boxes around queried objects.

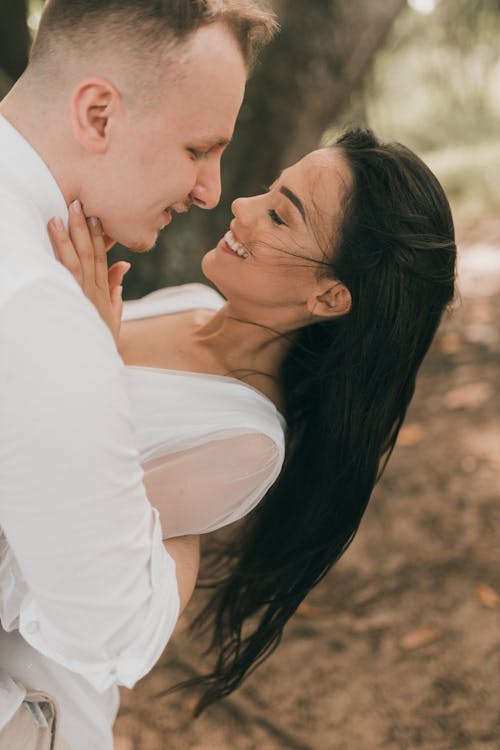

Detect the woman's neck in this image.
[194,302,297,383]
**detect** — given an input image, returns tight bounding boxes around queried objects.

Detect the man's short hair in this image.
[31,0,278,74]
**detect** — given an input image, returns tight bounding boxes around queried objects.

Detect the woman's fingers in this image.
[48,217,83,286]
[49,204,129,346]
[108,261,131,291]
[68,200,98,290]
[106,262,131,344]
[110,283,124,340]
[102,234,117,252]
[87,216,109,290]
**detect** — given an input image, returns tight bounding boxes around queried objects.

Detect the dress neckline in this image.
[123,284,286,423]
[125,364,286,425]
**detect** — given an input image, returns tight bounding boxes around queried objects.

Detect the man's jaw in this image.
[109,201,193,253]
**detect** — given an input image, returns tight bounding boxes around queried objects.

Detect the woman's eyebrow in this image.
[279,185,306,223]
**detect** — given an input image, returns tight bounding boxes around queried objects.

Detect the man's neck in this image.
[1,76,75,205]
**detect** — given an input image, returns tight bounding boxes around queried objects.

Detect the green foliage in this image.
[425,141,500,226]
[344,0,500,148]
[337,0,500,225]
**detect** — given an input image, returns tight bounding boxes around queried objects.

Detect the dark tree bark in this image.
[226,0,407,196]
[115,0,407,297]
[0,0,30,96]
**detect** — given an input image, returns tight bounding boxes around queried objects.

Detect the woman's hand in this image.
[48,200,130,345]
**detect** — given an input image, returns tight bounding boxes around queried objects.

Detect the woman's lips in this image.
[217,236,239,256]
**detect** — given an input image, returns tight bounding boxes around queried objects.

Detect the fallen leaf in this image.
[476,583,500,609]
[439,332,462,355]
[398,423,425,447]
[443,382,494,410]
[400,626,442,650]
[182,694,199,714]
[296,601,328,618]
[470,300,494,324]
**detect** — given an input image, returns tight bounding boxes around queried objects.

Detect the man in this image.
[0,1,276,748]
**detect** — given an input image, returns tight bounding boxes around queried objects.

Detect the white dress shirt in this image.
[0,115,180,749]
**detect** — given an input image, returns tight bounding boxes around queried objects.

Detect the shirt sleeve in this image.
[142,432,282,538]
[0,277,180,692]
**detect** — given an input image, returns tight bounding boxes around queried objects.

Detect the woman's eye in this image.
[268,208,286,226]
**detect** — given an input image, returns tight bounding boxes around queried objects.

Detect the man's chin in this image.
[121,234,158,254]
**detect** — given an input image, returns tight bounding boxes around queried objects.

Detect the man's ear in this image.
[71,78,121,153]
[307,279,352,319]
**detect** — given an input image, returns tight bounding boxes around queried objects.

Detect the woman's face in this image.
[202,148,352,326]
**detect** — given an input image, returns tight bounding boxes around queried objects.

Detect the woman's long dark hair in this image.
[182,127,456,713]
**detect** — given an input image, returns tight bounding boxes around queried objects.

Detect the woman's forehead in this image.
[289,148,351,223]
[288,149,350,199]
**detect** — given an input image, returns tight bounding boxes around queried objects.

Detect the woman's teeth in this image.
[224,230,248,258]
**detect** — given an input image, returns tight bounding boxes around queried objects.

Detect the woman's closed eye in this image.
[268,208,286,226]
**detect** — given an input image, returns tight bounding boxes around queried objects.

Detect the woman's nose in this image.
[231,195,255,225]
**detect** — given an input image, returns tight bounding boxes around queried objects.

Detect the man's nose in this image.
[190,159,222,210]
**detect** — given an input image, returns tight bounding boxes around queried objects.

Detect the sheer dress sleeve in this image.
[142,432,282,538]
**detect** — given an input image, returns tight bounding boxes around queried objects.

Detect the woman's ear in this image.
[307,279,352,319]
[70,78,121,153]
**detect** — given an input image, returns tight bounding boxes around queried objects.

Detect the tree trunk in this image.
[225,0,407,198]
[0,0,30,97]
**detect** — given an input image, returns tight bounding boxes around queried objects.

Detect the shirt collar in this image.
[0,114,69,234]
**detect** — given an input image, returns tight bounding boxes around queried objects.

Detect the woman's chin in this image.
[201,248,217,278]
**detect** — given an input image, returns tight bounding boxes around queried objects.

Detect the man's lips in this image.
[160,202,191,229]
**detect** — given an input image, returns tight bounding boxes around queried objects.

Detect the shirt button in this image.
[25,621,39,635]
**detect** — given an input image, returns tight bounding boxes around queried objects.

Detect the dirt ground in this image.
[114,217,500,750]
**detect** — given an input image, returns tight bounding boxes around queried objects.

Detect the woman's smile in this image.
[218,229,249,259]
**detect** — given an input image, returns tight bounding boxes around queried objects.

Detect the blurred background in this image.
[1,1,499,748]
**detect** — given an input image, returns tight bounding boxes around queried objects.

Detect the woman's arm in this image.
[164,535,200,613]
[142,432,283,537]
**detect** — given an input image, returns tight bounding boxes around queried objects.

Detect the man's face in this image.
[79,23,247,251]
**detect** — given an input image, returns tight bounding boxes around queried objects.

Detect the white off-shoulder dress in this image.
[123,282,286,539]
[0,283,286,750]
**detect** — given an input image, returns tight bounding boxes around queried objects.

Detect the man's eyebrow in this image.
[279,185,306,223]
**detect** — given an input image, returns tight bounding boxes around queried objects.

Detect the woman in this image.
[50,127,456,713]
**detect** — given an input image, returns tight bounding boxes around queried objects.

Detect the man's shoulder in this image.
[0,183,66,305]
[0,181,38,225]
